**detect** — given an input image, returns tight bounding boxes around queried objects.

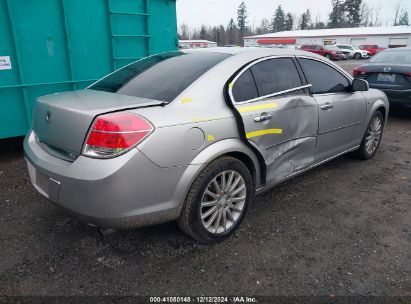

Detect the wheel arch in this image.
[376,105,387,121]
[189,138,264,189]
[368,98,389,124]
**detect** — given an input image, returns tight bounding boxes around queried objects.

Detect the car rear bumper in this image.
[24,131,201,229]
[369,87,411,107]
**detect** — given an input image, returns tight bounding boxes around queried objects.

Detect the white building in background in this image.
[244,26,411,48]
[179,40,217,49]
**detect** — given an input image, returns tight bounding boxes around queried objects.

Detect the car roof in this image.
[182,47,320,58]
[383,47,411,52]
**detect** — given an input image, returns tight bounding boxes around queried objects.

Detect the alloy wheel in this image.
[365,116,382,155]
[200,170,247,234]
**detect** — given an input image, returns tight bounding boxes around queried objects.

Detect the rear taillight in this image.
[83,112,153,158]
[353,67,368,77]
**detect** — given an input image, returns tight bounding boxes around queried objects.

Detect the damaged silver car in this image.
[24,48,389,243]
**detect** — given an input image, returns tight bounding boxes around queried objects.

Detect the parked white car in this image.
[336,44,370,59]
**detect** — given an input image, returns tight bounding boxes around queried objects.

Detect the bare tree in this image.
[393,0,402,25]
[360,2,372,26]
[179,23,190,40]
[255,18,271,35]
[374,6,382,26]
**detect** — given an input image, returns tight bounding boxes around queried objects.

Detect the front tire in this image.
[177,156,253,244]
[355,111,384,160]
[325,54,332,60]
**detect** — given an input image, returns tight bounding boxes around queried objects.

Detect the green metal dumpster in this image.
[0,0,178,139]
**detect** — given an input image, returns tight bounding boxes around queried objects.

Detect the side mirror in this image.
[352,78,369,92]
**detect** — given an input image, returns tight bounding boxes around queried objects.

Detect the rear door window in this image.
[250,58,303,96]
[299,58,350,94]
[232,69,259,102]
[90,52,230,103]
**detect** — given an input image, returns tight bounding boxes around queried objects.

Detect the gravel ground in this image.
[0,61,410,298]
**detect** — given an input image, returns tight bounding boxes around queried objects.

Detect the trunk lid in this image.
[360,64,411,90]
[33,89,164,159]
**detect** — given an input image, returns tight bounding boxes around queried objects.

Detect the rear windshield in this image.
[371,50,411,64]
[90,52,230,102]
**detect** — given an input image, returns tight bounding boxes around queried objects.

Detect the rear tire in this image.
[355,111,384,160]
[325,54,332,60]
[354,53,362,59]
[177,156,253,244]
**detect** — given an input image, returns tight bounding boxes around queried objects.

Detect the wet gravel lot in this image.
[0,60,410,297]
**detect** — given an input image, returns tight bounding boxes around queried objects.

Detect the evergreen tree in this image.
[398,10,409,26]
[237,1,248,38]
[200,25,207,40]
[345,0,362,27]
[329,0,346,28]
[218,25,226,46]
[271,5,286,32]
[299,9,312,30]
[284,13,294,31]
[227,18,239,45]
[313,21,326,29]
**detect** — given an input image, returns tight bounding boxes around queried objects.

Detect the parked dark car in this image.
[359,44,385,56]
[301,44,342,60]
[353,47,411,108]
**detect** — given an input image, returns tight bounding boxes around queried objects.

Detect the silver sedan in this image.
[24,48,389,243]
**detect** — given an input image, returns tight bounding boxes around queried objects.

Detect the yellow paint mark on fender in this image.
[207,135,215,141]
[181,97,193,104]
[191,116,223,123]
[237,102,278,113]
[246,128,283,139]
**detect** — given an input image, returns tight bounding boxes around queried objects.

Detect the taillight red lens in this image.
[83,113,153,158]
[353,67,368,77]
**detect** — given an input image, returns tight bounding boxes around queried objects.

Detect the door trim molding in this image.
[255,145,360,194]
[318,121,363,135]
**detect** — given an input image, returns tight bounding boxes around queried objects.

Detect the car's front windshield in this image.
[352,45,360,50]
[370,50,411,64]
[90,52,230,102]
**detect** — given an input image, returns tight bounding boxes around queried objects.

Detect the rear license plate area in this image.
[26,159,61,202]
[26,160,52,200]
[377,73,396,82]
[36,169,50,195]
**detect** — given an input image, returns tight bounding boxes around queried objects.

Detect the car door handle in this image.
[254,112,273,122]
[321,103,334,110]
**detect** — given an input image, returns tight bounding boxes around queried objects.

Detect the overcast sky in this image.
[176,0,411,29]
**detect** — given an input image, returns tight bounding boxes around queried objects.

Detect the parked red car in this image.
[300,44,342,60]
[358,45,385,56]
